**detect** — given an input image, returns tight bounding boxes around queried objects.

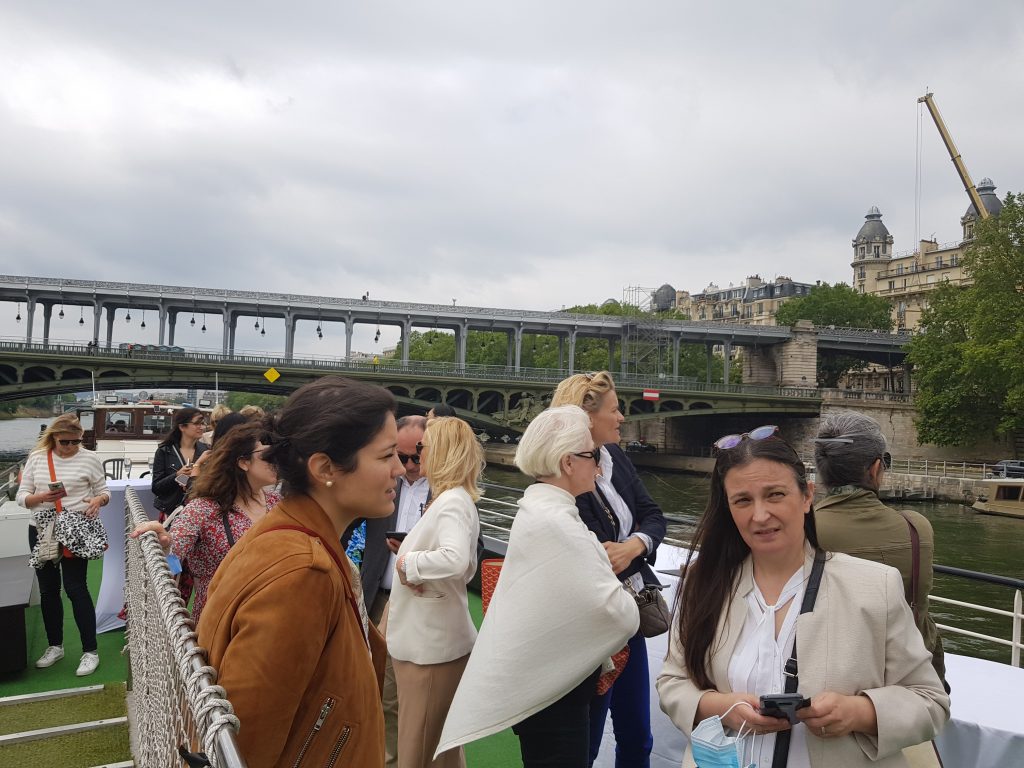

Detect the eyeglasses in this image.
[57,439,83,446]
[880,452,892,470]
[572,450,600,465]
[416,442,426,453]
[713,425,779,452]
[398,452,421,466]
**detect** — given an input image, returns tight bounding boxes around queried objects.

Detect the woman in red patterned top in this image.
[131,421,279,621]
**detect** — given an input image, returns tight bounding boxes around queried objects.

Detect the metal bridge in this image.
[0,340,822,431]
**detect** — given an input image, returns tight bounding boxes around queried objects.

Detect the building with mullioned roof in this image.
[674,275,816,326]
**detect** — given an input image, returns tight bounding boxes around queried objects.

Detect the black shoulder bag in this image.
[772,548,826,768]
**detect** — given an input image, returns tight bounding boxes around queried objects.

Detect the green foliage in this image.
[775,282,893,386]
[223,392,287,413]
[909,192,1024,446]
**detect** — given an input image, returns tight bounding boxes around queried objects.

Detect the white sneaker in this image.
[76,651,100,677]
[35,645,64,668]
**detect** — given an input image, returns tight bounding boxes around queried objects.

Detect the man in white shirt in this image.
[359,414,429,768]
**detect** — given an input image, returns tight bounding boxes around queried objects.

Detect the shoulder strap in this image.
[895,509,921,623]
[773,548,826,768]
[258,524,366,648]
[591,487,620,540]
[221,510,236,548]
[46,450,63,515]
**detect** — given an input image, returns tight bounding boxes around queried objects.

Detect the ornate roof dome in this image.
[652,284,676,312]
[963,178,1003,219]
[853,206,892,244]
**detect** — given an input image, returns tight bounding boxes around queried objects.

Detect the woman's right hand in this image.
[28,489,65,506]
[699,691,792,734]
[129,521,171,552]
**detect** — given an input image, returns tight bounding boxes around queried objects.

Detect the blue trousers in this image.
[588,630,653,768]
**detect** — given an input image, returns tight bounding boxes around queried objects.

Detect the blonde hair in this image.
[239,404,266,420]
[514,406,592,479]
[35,414,84,452]
[550,370,616,414]
[422,417,484,501]
[209,403,232,426]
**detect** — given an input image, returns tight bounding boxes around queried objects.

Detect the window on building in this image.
[903,279,908,289]
[951,254,959,266]
[896,264,903,275]
[966,223,975,239]
[858,266,866,278]
[873,245,880,257]
[859,284,865,294]
[859,246,866,257]
[756,302,764,314]
[936,256,943,268]
[888,281,895,291]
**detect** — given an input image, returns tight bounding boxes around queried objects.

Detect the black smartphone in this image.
[759,694,810,724]
[385,531,408,541]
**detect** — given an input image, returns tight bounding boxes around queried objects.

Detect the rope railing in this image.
[124,488,246,768]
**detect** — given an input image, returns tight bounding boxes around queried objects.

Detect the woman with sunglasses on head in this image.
[657,426,949,768]
[129,421,280,622]
[387,416,483,768]
[17,414,109,676]
[550,371,667,768]
[438,406,639,767]
[194,376,403,768]
[814,411,948,692]
[150,407,209,520]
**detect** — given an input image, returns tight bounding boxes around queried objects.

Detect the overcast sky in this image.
[1,2,1022,355]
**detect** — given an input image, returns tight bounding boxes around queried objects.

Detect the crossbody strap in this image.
[772,548,826,768]
[221,511,236,548]
[46,450,63,515]
[895,509,921,623]
[591,487,620,540]
[258,524,366,649]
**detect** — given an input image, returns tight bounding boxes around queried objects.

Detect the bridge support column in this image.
[158,305,167,345]
[42,303,52,348]
[620,331,628,377]
[722,341,732,384]
[902,363,912,394]
[568,330,577,373]
[506,331,514,367]
[345,319,353,360]
[221,308,231,355]
[672,335,680,379]
[92,303,102,345]
[401,320,411,364]
[284,310,295,361]
[167,311,177,346]
[455,322,468,368]
[608,338,616,371]
[743,346,778,385]
[23,298,35,343]
[513,327,523,373]
[776,320,818,387]
[228,314,238,356]
[105,306,115,350]
[558,336,564,370]
[705,344,713,384]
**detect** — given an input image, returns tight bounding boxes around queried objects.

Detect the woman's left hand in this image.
[396,555,424,594]
[83,496,105,518]
[603,538,647,574]
[797,691,878,739]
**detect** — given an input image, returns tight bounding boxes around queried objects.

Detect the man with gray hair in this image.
[813,410,948,690]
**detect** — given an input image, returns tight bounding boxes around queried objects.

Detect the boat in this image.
[972,478,1024,519]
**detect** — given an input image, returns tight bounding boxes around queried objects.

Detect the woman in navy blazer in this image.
[552,371,667,768]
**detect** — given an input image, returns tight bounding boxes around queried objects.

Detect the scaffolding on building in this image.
[620,285,672,379]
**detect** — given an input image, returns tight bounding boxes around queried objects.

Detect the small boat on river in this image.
[972,478,1024,519]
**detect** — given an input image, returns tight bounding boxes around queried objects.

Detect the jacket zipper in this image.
[325,725,352,768]
[292,697,334,768]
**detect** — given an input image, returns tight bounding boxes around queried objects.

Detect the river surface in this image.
[1,418,1018,664]
[481,464,1022,666]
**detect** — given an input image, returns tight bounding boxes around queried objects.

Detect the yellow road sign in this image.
[264,367,281,383]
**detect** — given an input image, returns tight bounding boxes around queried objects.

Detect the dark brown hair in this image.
[188,421,270,513]
[262,376,396,496]
[675,436,818,689]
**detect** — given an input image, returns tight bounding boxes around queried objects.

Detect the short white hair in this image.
[515,406,593,479]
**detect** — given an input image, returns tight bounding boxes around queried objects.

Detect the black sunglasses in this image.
[398,452,421,466]
[572,450,600,465]
[57,439,84,446]
[880,452,892,470]
[713,425,779,452]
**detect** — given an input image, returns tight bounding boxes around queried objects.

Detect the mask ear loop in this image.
[721,700,755,736]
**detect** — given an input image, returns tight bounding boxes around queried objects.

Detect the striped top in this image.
[17,448,110,522]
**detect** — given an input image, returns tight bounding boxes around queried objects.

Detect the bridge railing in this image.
[0,338,822,399]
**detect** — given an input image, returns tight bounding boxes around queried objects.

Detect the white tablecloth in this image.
[594,545,1024,768]
[96,478,159,633]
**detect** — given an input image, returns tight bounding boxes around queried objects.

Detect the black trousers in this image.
[513,668,601,768]
[29,526,97,653]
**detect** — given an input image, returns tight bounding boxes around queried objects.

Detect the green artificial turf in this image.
[0,723,131,768]
[0,683,126,736]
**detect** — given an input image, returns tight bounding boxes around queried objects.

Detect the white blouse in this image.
[727,567,810,768]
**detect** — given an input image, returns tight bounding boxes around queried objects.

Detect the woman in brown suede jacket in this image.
[198,377,405,768]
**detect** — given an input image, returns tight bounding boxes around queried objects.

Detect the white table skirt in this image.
[593,545,1024,768]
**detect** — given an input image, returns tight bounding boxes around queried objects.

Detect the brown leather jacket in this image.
[198,495,385,768]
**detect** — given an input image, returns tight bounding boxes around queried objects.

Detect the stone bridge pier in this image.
[744,320,818,387]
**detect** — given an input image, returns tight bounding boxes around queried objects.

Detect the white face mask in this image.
[690,702,759,768]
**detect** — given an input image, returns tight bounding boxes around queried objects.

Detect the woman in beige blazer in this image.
[656,429,949,768]
[387,416,483,768]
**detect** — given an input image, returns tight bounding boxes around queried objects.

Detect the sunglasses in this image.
[398,452,421,466]
[57,439,84,446]
[713,425,779,452]
[880,452,892,470]
[572,450,600,465]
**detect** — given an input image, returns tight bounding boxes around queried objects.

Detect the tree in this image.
[909,192,1024,446]
[775,282,893,386]
[223,392,287,413]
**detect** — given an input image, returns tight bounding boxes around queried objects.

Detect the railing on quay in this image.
[0,338,821,400]
[124,488,246,768]
[885,458,1021,481]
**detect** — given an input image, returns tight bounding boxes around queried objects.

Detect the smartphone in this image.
[174,474,190,488]
[759,694,810,724]
[385,531,408,542]
[48,481,67,496]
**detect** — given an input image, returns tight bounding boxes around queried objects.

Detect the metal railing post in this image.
[1013,590,1022,668]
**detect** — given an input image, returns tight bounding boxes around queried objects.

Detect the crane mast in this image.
[917,92,989,220]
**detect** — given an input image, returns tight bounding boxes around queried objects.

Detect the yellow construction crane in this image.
[917,91,989,219]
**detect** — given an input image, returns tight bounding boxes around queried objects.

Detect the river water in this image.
[2,418,1018,664]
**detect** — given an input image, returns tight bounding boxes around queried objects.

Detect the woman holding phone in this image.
[150,407,209,519]
[17,414,109,676]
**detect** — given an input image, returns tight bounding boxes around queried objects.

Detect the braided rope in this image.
[124,488,246,768]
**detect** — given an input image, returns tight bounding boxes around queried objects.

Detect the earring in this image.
[325,480,334,488]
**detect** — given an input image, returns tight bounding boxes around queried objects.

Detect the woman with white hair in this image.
[436,406,639,768]
[814,410,947,690]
